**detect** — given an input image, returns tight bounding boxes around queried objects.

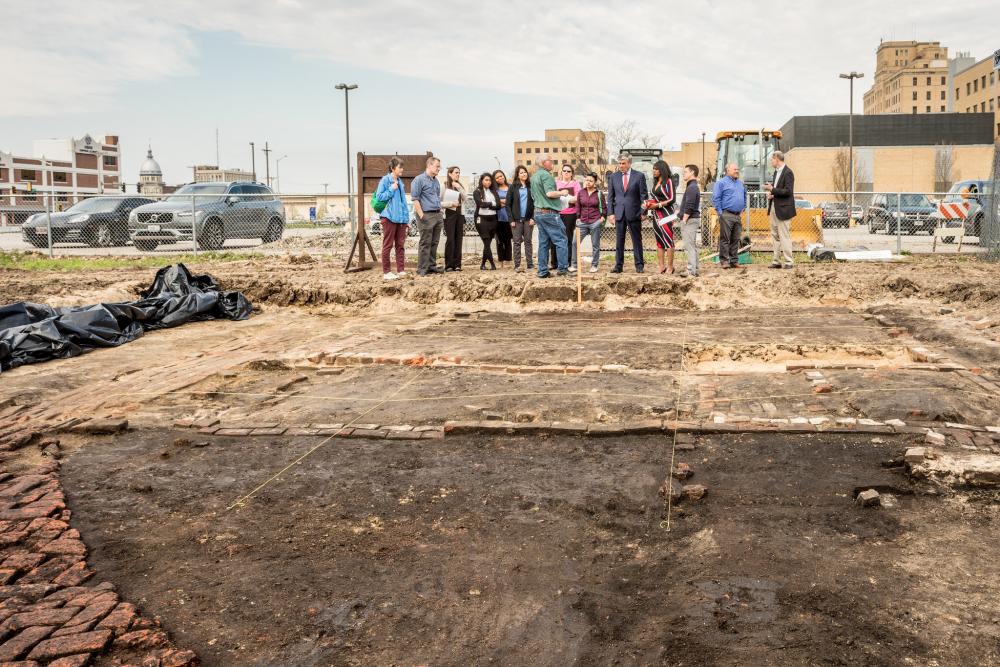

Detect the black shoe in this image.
[481,262,487,271]
[428,267,445,274]
[537,273,551,279]
[636,267,644,274]
[417,271,429,277]
[768,262,781,269]
[557,270,568,276]
[610,268,623,274]
[489,261,497,270]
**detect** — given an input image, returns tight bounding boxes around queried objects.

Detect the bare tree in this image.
[832,147,851,201]
[585,119,662,164]
[935,143,954,193]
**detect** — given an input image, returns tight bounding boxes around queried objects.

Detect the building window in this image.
[926,91,931,100]
[982,75,987,89]
[941,105,946,112]
[534,148,540,153]
[19,169,37,181]
[103,155,117,168]
[941,91,946,100]
[912,77,917,86]
[974,79,978,93]
[956,87,960,99]
[926,76,931,85]
[926,106,931,113]
[53,172,67,183]
[516,148,522,154]
[967,82,971,95]
[912,91,918,100]
[991,99,995,112]
[941,76,946,85]
[912,107,918,113]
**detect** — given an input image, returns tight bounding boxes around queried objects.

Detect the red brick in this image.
[111,629,168,650]
[0,533,28,548]
[66,593,117,627]
[51,563,92,588]
[50,621,95,638]
[155,648,199,667]
[27,629,111,660]
[39,540,85,557]
[48,655,90,667]
[813,384,834,394]
[5,607,80,631]
[214,428,251,437]
[0,502,63,522]
[350,429,387,439]
[24,519,67,534]
[249,428,286,436]
[0,625,54,661]
[0,585,57,603]
[95,603,135,636]
[19,557,79,585]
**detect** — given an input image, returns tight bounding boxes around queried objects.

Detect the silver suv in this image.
[129,182,285,251]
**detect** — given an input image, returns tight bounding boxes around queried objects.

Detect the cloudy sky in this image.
[3,0,998,193]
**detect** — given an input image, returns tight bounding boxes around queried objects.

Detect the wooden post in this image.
[576,227,582,304]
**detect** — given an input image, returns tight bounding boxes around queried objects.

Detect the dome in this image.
[139,147,162,176]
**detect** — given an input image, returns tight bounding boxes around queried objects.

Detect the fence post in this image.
[45,193,53,259]
[745,189,751,265]
[191,195,198,256]
[895,190,902,255]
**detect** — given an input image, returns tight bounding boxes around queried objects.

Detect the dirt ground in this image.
[3,253,1000,666]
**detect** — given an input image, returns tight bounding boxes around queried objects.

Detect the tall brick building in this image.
[0,134,121,224]
[513,129,606,175]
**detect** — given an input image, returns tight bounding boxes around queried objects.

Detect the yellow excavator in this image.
[705,130,823,255]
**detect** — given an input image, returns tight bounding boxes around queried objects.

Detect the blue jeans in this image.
[535,212,568,276]
[577,220,603,268]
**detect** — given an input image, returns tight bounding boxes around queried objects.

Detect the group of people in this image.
[373,148,796,280]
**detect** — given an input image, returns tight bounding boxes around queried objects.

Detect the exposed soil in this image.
[60,430,1000,667]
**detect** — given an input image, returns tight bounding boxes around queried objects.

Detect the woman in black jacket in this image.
[473,172,500,270]
[506,165,534,272]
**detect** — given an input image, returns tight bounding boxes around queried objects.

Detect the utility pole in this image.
[215,126,220,167]
[701,131,706,184]
[249,142,256,182]
[839,71,865,216]
[276,155,287,193]
[262,142,272,188]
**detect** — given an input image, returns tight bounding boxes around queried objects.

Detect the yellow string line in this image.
[225,365,428,512]
[662,314,691,533]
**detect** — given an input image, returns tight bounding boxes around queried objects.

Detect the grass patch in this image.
[0,251,261,272]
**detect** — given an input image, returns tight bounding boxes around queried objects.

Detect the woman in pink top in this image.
[554,164,582,271]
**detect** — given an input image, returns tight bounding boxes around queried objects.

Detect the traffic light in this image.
[121,182,126,193]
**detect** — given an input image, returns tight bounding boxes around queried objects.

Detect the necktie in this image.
[623,172,629,192]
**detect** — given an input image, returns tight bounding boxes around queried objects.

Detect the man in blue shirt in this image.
[712,163,747,269]
[410,156,444,276]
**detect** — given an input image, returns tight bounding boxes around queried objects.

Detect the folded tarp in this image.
[0,264,252,372]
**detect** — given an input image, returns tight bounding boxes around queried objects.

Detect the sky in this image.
[3,0,998,194]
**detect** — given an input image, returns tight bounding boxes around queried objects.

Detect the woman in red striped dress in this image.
[648,160,677,274]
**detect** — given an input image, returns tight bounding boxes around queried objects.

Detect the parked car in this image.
[864,193,937,235]
[932,180,993,238]
[819,201,851,228]
[128,182,285,251]
[22,196,154,248]
[851,204,864,221]
[794,199,815,210]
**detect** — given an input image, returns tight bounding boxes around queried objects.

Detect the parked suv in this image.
[129,182,285,251]
[22,196,153,248]
[865,193,937,235]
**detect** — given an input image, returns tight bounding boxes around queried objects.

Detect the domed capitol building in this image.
[138,146,167,195]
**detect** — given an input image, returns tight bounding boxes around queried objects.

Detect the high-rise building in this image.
[513,129,606,175]
[952,55,1000,139]
[863,40,950,116]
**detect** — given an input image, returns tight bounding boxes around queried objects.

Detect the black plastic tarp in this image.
[0,264,252,372]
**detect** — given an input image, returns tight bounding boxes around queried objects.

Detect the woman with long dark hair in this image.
[648,160,677,274]
[493,169,513,270]
[473,172,500,270]
[442,166,466,271]
[506,164,534,272]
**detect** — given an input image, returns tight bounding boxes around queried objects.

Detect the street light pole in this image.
[701,131,706,184]
[276,155,287,193]
[335,83,359,235]
[249,142,256,181]
[839,71,865,216]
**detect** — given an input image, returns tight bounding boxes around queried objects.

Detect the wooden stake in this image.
[576,227,583,303]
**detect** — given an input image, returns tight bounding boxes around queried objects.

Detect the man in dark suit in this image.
[764,150,795,269]
[607,153,649,273]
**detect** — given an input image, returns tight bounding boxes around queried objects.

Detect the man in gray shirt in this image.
[410,156,444,276]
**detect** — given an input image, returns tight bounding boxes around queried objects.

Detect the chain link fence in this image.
[1,183,995,261]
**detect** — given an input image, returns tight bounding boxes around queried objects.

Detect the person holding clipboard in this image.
[648,160,678,274]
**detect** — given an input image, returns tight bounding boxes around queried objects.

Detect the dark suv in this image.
[22,196,153,248]
[865,193,937,235]
[129,182,285,251]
